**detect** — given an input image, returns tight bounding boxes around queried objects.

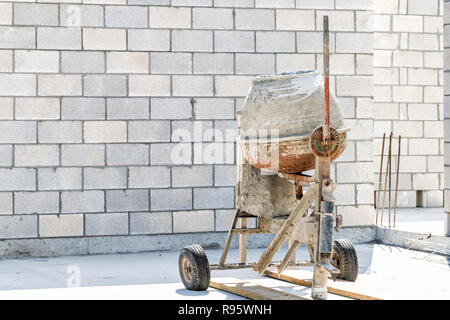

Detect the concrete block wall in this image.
[0,0,374,250]
[373,0,444,208]
[444,0,450,235]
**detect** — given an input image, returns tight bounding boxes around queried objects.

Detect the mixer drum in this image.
[239,70,348,173]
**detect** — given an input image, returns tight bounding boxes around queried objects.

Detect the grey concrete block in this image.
[107,144,149,166]
[128,166,170,188]
[172,30,213,52]
[107,98,149,120]
[128,29,170,51]
[0,51,12,72]
[38,121,82,143]
[0,121,36,143]
[107,52,149,74]
[149,7,191,29]
[37,27,82,50]
[106,189,149,212]
[61,144,105,167]
[83,121,127,143]
[172,166,213,187]
[193,53,234,74]
[151,188,192,211]
[38,168,82,191]
[39,214,83,238]
[193,8,233,30]
[214,0,254,7]
[194,187,234,209]
[150,143,192,165]
[150,53,192,74]
[38,74,82,96]
[84,167,127,190]
[105,6,148,28]
[61,52,105,74]
[194,141,235,164]
[14,3,58,26]
[85,213,129,236]
[214,120,237,142]
[214,31,255,52]
[130,211,172,234]
[151,98,192,119]
[173,210,214,233]
[15,50,59,73]
[129,75,171,96]
[62,98,105,120]
[0,145,12,167]
[60,4,104,27]
[0,74,36,96]
[15,145,59,167]
[235,53,275,74]
[0,98,13,120]
[0,27,35,49]
[235,9,275,30]
[0,192,12,214]
[83,28,126,50]
[171,120,213,142]
[194,98,235,119]
[172,76,213,96]
[84,75,127,97]
[215,209,236,231]
[128,0,169,4]
[61,190,105,213]
[129,121,171,142]
[214,165,236,186]
[256,31,296,52]
[173,0,212,5]
[0,215,37,239]
[14,192,59,214]
[0,168,35,191]
[15,98,60,120]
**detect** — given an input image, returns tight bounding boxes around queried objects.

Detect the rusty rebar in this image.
[376,133,386,225]
[380,132,392,226]
[388,133,392,228]
[393,135,401,228]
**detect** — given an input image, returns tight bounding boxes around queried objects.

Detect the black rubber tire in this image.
[178,244,210,291]
[331,239,358,282]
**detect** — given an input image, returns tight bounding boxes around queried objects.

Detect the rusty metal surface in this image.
[240,130,348,173]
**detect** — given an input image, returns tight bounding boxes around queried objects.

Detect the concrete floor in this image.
[0,243,448,300]
[388,208,446,236]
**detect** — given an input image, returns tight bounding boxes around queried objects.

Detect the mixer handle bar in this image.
[323,15,330,144]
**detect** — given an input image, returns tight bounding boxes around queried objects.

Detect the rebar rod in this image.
[380,132,392,226]
[393,135,401,228]
[376,133,386,225]
[388,133,392,228]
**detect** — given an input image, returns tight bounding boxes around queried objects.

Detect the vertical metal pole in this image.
[393,135,401,228]
[376,133,386,225]
[312,15,330,301]
[323,15,330,143]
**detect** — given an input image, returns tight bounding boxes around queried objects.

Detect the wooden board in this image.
[210,280,309,300]
[264,270,382,300]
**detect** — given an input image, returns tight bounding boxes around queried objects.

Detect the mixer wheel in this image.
[331,239,358,282]
[179,244,210,291]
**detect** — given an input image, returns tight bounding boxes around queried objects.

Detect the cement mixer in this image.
[178,16,358,300]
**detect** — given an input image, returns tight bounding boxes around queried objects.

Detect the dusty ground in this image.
[0,242,447,300]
